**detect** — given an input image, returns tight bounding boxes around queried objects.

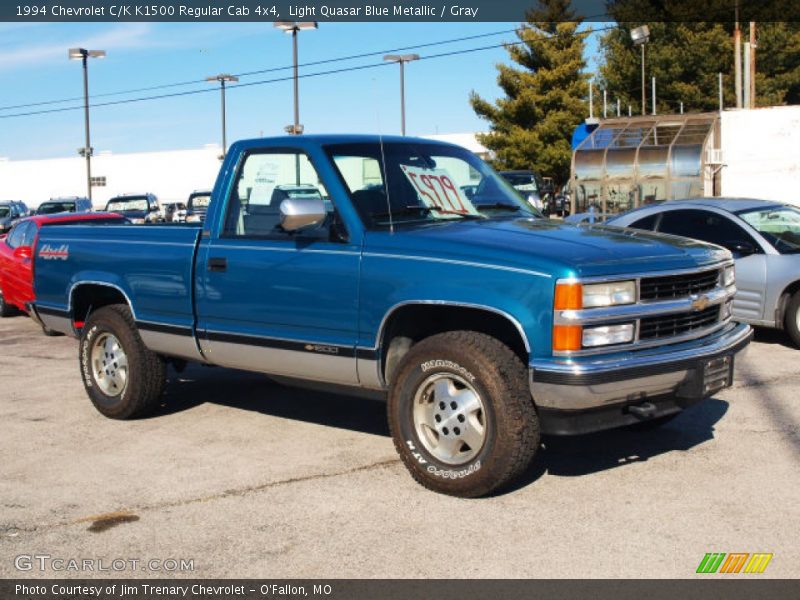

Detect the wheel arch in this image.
[70,281,135,326]
[376,301,531,386]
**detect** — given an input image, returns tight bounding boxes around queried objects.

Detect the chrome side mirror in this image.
[280,198,326,232]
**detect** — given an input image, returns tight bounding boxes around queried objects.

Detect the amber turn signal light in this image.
[554,282,582,311]
[552,325,582,352]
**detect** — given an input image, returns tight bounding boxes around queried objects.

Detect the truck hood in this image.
[366,217,730,278]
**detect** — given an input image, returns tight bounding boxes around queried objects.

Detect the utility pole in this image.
[750,21,757,108]
[734,2,743,108]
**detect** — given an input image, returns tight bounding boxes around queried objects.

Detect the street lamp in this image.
[630,25,650,116]
[206,74,239,158]
[383,54,419,136]
[274,21,317,135]
[68,47,105,202]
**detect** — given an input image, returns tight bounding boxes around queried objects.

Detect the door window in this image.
[656,209,759,252]
[223,151,331,239]
[5,222,27,249]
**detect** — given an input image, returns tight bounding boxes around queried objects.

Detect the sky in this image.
[0,22,603,161]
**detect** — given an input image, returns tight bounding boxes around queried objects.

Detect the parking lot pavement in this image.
[1,315,798,579]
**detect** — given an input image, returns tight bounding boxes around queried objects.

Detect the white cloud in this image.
[0,23,271,72]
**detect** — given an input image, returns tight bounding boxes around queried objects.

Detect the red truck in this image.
[0,212,125,331]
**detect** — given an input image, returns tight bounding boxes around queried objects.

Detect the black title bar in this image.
[3,0,800,22]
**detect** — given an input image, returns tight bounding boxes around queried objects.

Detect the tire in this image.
[79,304,166,419]
[0,288,16,317]
[784,291,800,348]
[626,413,679,431]
[388,331,540,497]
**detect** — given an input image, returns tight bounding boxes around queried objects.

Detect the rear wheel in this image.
[784,291,800,348]
[388,331,539,497]
[0,288,16,317]
[79,304,166,419]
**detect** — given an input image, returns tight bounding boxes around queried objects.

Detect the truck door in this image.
[195,148,361,385]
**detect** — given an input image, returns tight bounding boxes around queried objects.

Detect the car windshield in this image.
[189,194,211,210]
[737,206,800,254]
[327,141,538,229]
[107,197,149,212]
[38,202,75,214]
[0,207,9,218]
[502,173,539,192]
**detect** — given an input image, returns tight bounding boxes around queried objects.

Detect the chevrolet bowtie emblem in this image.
[691,295,711,311]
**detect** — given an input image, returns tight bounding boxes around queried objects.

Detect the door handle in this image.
[207,257,227,272]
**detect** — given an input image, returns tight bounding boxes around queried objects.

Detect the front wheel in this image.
[784,291,800,348]
[79,304,166,419]
[388,331,540,497]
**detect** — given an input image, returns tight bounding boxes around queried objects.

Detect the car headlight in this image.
[186,214,201,223]
[582,281,636,308]
[723,265,735,287]
[582,323,635,347]
[129,218,145,225]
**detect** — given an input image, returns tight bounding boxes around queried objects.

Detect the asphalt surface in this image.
[0,314,798,578]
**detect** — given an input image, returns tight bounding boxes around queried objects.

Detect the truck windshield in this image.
[737,206,800,254]
[37,202,75,214]
[326,141,538,229]
[189,194,211,210]
[106,197,149,212]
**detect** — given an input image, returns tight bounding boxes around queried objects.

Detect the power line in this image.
[0,24,616,121]
[0,27,521,112]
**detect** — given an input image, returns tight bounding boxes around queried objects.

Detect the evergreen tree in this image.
[470,0,589,185]
[598,13,800,113]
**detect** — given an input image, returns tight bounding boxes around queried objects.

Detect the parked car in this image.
[608,198,800,347]
[163,202,188,223]
[0,200,30,233]
[499,170,544,211]
[185,191,212,223]
[105,193,162,224]
[33,135,751,497]
[0,212,126,332]
[565,210,612,225]
[36,197,92,215]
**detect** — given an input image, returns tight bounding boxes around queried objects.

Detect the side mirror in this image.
[725,240,756,257]
[280,198,326,232]
[13,246,32,260]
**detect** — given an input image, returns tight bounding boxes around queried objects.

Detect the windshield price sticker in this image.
[400,165,481,218]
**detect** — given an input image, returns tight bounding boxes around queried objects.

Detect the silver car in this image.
[608,198,800,347]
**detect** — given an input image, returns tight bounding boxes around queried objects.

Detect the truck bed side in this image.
[33,224,203,361]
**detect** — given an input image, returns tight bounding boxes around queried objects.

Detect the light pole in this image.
[68,47,105,202]
[383,54,419,135]
[274,21,317,135]
[630,25,650,116]
[206,74,239,158]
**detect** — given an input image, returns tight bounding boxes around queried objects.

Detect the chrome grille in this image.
[639,306,720,340]
[639,269,720,301]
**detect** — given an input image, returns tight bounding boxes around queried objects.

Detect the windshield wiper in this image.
[371,205,484,221]
[475,202,523,212]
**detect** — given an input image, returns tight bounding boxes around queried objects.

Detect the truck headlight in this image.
[582,281,636,308]
[723,265,735,287]
[555,280,636,310]
[582,323,635,347]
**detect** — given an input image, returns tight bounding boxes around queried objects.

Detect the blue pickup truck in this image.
[32,135,752,497]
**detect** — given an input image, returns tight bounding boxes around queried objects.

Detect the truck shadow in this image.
[159,363,730,493]
[752,326,795,349]
[505,398,729,494]
[158,363,390,437]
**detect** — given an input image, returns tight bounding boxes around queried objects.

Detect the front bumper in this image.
[530,321,752,435]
